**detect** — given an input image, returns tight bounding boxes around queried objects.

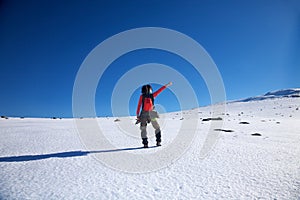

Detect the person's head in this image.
[141,84,152,94]
[147,84,152,94]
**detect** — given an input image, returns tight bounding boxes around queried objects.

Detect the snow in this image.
[0,91,300,199]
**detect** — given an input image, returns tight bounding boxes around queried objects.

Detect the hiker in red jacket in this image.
[136,82,172,148]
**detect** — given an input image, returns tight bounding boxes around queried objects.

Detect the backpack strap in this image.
[142,95,145,111]
[151,94,154,107]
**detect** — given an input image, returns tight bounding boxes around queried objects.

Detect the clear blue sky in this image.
[0,0,299,118]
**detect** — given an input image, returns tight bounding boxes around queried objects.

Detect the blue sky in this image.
[0,0,299,118]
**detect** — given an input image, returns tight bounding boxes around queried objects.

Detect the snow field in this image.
[0,97,299,199]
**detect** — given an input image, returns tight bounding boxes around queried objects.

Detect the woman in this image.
[136,82,172,148]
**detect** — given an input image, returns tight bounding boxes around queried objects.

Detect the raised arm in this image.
[165,82,172,87]
[153,82,173,98]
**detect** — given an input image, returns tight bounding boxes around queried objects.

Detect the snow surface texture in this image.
[0,89,300,199]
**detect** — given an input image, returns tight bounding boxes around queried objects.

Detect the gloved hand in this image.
[135,117,141,125]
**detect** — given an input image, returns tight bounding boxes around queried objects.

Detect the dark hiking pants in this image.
[139,111,161,144]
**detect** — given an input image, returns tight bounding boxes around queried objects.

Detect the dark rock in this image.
[239,122,250,124]
[202,117,223,121]
[286,94,299,97]
[214,129,234,133]
[251,133,262,136]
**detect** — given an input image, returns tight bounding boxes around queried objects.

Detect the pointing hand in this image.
[166,82,173,87]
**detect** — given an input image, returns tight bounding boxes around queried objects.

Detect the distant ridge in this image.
[233,88,300,103]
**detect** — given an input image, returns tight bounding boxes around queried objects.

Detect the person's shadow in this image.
[0,146,157,162]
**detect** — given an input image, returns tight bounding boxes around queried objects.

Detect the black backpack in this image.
[141,84,154,111]
[142,93,154,111]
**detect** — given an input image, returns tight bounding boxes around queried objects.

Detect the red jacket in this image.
[136,85,167,116]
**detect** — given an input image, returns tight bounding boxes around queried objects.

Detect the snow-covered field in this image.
[0,90,300,199]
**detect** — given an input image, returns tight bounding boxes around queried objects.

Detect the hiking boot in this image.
[142,138,148,148]
[155,131,161,146]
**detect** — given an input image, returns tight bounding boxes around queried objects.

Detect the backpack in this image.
[142,93,154,111]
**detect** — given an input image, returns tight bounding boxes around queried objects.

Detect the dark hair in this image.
[141,85,148,94]
[141,84,152,94]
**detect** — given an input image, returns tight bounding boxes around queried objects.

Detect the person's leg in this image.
[151,118,161,146]
[140,114,148,147]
